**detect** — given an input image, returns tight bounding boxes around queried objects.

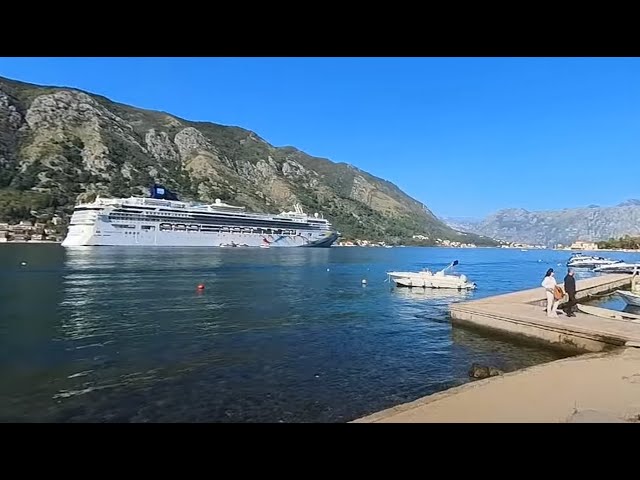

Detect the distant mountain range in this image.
[442,201,640,246]
[0,75,498,246]
[440,216,482,233]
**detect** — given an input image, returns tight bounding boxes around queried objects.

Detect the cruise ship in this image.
[61,185,339,248]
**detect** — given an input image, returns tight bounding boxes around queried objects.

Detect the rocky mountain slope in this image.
[440,216,481,235]
[443,202,640,246]
[0,75,497,245]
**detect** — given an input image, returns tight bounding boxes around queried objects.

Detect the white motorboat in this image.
[577,304,640,323]
[387,260,477,290]
[566,253,622,269]
[616,290,640,307]
[593,262,640,274]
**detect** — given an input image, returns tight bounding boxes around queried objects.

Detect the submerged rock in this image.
[468,363,504,379]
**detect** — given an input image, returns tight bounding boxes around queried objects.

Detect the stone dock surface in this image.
[354,273,640,423]
[354,348,640,423]
[449,273,637,352]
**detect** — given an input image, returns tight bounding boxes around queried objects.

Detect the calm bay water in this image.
[1,244,637,422]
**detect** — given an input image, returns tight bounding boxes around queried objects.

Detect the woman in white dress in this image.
[541,268,559,318]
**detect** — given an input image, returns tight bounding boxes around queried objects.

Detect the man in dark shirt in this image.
[563,268,577,317]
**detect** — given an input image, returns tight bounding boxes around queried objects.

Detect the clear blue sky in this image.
[1,57,639,219]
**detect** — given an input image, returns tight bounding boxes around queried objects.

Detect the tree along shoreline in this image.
[597,235,640,250]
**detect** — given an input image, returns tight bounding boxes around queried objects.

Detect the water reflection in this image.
[450,326,572,374]
[2,245,580,422]
[0,245,65,362]
[624,304,640,316]
[0,244,68,421]
[390,286,474,303]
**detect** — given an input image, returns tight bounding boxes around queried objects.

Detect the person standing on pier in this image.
[563,268,577,317]
[541,268,560,318]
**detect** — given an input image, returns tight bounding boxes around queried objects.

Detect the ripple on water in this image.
[0,245,586,422]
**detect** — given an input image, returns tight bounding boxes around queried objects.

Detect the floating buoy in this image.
[196,283,205,290]
[327,268,330,271]
[362,279,367,285]
[20,261,27,266]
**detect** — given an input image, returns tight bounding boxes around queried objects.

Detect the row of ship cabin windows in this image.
[111,212,189,219]
[112,224,299,235]
[109,214,305,231]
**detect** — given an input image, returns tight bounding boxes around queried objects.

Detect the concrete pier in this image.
[449,273,636,352]
[353,273,640,423]
[354,348,640,423]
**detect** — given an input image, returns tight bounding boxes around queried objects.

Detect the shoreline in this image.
[355,273,638,423]
[592,248,640,253]
[0,240,61,244]
[353,347,640,423]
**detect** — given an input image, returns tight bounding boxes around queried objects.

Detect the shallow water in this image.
[1,245,636,422]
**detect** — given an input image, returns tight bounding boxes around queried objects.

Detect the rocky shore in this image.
[353,348,640,423]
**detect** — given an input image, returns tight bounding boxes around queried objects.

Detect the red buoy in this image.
[197,283,205,290]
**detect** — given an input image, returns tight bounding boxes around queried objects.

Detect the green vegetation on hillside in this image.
[0,189,59,223]
[597,236,640,250]
[0,75,499,246]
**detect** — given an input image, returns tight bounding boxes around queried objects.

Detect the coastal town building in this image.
[0,221,63,243]
[570,240,599,250]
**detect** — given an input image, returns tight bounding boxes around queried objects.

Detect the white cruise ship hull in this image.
[62,191,339,248]
[62,222,338,247]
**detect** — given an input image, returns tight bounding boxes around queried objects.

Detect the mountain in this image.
[0,75,497,246]
[440,216,481,234]
[618,199,640,207]
[444,202,640,246]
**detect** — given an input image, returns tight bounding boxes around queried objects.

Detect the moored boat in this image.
[577,303,640,323]
[566,253,622,269]
[593,262,640,274]
[616,290,640,307]
[387,260,476,290]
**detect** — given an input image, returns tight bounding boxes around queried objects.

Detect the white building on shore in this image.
[570,240,599,250]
